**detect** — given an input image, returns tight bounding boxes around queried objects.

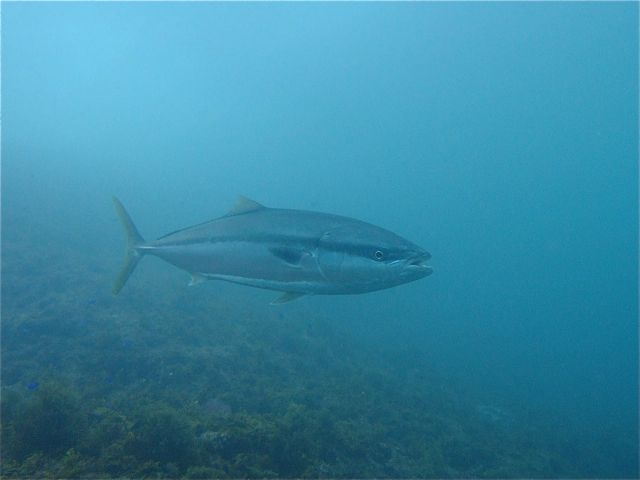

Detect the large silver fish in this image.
[113,196,432,304]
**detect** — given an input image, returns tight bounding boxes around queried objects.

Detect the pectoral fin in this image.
[269,246,308,266]
[271,292,307,305]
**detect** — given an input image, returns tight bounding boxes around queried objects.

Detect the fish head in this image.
[318,223,432,293]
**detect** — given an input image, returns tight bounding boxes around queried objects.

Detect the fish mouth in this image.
[406,252,433,275]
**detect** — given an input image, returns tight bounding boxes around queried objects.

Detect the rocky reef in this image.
[1,234,635,478]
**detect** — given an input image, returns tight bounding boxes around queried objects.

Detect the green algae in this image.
[0,243,635,478]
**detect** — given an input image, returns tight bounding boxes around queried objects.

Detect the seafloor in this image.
[0,223,634,478]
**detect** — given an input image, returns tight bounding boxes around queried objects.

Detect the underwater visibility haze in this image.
[1,2,638,478]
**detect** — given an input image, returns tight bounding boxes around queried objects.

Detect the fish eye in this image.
[374,250,384,261]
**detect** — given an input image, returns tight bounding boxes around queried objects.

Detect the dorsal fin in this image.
[227,196,266,216]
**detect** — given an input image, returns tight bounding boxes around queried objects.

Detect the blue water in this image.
[2,2,638,477]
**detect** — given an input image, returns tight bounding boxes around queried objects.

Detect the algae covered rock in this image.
[125,403,196,468]
[12,384,87,459]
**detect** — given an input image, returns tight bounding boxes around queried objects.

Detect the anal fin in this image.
[271,292,307,305]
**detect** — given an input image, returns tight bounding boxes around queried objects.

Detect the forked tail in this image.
[112,196,146,294]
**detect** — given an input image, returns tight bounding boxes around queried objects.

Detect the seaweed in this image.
[1,236,637,478]
[126,403,196,468]
[11,383,87,460]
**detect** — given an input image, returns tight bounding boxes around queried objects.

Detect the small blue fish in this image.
[27,381,39,391]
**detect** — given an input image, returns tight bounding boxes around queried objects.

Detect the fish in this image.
[112,196,432,304]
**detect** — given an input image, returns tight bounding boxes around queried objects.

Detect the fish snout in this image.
[405,251,433,276]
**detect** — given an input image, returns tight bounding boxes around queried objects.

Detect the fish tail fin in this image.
[112,196,146,294]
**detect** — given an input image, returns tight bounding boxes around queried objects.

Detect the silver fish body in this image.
[113,196,432,303]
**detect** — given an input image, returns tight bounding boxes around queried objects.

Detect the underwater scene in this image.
[1,2,638,478]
